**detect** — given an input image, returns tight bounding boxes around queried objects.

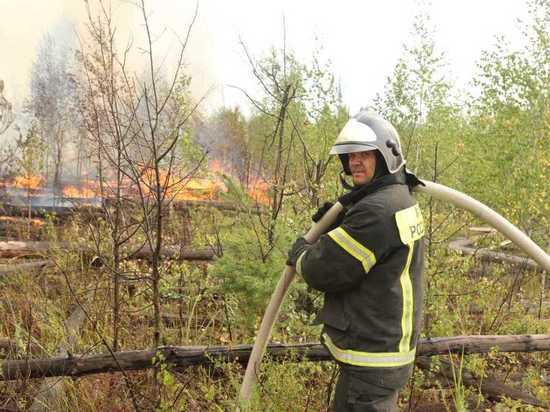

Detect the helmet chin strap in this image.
[339,171,355,190]
[339,166,388,191]
[338,170,381,191]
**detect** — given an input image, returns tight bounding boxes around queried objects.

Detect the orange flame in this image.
[0,216,45,227]
[14,174,43,190]
[247,178,270,205]
[207,159,270,205]
[1,160,270,205]
[63,185,98,199]
[138,167,222,201]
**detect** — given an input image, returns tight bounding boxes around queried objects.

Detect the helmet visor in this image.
[329,142,378,155]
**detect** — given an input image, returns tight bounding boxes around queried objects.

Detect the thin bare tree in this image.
[0,79,14,135]
[78,0,204,354]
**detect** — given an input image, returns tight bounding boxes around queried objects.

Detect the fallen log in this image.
[130,246,215,261]
[2,334,548,381]
[171,199,266,215]
[0,338,16,352]
[0,241,53,258]
[2,199,262,219]
[0,260,52,276]
[0,241,215,261]
[416,334,550,356]
[1,204,101,219]
[416,357,546,408]
[449,238,540,270]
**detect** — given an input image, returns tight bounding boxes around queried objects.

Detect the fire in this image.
[62,185,98,199]
[247,179,270,205]
[138,167,222,201]
[0,216,45,227]
[208,159,270,205]
[0,160,270,206]
[209,159,224,174]
[13,174,43,190]
[180,177,221,200]
[137,162,270,205]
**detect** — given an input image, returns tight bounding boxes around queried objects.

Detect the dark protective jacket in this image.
[296,183,425,381]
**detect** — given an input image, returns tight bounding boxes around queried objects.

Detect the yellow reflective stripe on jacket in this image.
[323,333,416,367]
[398,244,414,352]
[328,227,376,272]
[395,203,424,352]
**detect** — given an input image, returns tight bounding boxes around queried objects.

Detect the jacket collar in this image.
[338,168,421,207]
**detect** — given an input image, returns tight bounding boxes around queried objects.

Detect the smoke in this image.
[0,0,220,109]
[124,1,222,109]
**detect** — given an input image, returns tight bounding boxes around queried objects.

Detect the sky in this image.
[0,0,531,117]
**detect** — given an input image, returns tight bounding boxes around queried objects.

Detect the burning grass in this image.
[0,216,44,227]
[1,161,270,207]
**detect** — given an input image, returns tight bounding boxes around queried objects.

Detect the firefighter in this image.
[287,111,425,411]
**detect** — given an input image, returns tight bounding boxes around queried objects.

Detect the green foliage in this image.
[153,351,179,411]
[14,124,46,182]
[238,44,348,210]
[461,0,550,242]
[449,352,468,412]
[209,224,287,326]
[243,357,333,412]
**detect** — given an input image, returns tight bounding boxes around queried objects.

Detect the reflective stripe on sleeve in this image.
[327,227,376,273]
[295,250,307,276]
[323,333,416,368]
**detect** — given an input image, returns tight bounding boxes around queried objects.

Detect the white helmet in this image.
[330,111,405,175]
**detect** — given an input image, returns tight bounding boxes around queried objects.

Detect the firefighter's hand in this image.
[286,237,310,267]
[312,202,346,233]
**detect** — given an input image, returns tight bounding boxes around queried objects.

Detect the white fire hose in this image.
[239,180,550,405]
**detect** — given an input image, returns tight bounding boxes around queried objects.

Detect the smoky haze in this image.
[0,0,221,110]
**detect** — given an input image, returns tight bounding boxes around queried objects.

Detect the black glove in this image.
[312,202,334,222]
[312,202,346,233]
[286,237,310,267]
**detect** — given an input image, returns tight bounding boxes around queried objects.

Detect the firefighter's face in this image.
[349,150,376,185]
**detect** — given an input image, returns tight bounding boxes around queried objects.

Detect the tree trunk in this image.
[0,241,53,257]
[0,338,17,353]
[449,238,541,270]
[2,334,548,381]
[0,241,215,261]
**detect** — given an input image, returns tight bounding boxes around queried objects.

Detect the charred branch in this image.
[1,204,102,219]
[448,238,541,271]
[1,199,264,220]
[0,241,215,261]
[128,246,215,261]
[0,241,53,258]
[2,334,548,381]
[170,199,266,215]
[0,338,17,353]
